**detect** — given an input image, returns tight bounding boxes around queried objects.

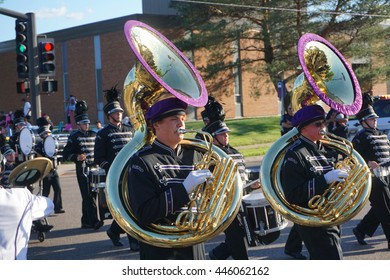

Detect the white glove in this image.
[183,169,212,193]
[324,169,349,184]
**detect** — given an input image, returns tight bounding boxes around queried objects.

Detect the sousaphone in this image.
[105,20,242,247]
[260,33,371,227]
[9,157,53,186]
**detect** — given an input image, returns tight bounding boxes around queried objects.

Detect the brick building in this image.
[0,1,388,126]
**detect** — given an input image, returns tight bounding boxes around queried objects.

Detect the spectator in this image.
[22,98,31,121]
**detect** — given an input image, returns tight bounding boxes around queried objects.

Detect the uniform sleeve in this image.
[94,132,110,172]
[127,156,189,227]
[31,194,54,220]
[62,134,78,162]
[352,134,367,161]
[281,150,328,207]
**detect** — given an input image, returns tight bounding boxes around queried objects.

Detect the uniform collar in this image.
[153,139,182,157]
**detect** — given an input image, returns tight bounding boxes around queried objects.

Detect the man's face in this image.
[16,123,25,131]
[108,111,123,125]
[79,123,89,131]
[5,153,15,163]
[214,132,229,147]
[363,117,377,129]
[301,119,326,141]
[153,114,186,148]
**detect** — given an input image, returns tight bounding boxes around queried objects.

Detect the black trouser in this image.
[42,169,63,211]
[211,215,248,260]
[108,216,139,246]
[139,242,193,260]
[76,163,99,226]
[357,178,390,241]
[296,224,342,260]
[284,223,303,253]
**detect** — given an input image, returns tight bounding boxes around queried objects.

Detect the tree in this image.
[172,0,390,99]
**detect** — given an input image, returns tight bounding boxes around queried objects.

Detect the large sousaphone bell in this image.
[105,20,242,247]
[9,157,53,186]
[260,33,371,227]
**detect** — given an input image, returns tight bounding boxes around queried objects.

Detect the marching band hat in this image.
[37,125,51,136]
[103,101,124,115]
[335,113,348,122]
[145,98,187,124]
[13,109,26,126]
[356,105,378,122]
[291,104,326,130]
[75,100,90,124]
[204,120,231,136]
[103,86,124,116]
[1,145,15,157]
[75,114,90,124]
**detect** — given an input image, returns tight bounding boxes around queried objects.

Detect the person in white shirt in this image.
[0,186,54,260]
[22,98,31,121]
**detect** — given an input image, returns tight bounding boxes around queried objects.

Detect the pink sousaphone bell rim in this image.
[124,20,208,108]
[298,33,362,116]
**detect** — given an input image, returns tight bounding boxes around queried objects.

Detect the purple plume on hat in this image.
[145,98,188,123]
[291,105,326,129]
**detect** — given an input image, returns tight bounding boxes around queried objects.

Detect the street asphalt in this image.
[27,160,390,260]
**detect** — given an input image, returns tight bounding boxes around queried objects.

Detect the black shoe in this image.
[35,224,54,232]
[284,250,307,260]
[130,240,140,251]
[208,249,217,260]
[55,209,65,214]
[94,220,104,230]
[106,229,123,246]
[353,227,367,245]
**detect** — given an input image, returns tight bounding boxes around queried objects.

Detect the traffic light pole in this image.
[26,12,41,123]
[0,8,41,123]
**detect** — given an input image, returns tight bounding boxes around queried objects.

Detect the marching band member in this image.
[62,101,103,230]
[351,101,390,250]
[127,97,212,260]
[8,110,30,165]
[203,120,248,260]
[281,104,348,259]
[93,86,138,250]
[35,118,65,214]
[0,182,54,260]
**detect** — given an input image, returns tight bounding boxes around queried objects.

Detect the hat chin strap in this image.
[363,120,375,130]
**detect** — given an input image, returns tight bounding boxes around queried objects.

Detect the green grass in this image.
[186,116,281,158]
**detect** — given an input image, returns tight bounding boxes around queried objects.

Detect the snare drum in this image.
[43,135,58,158]
[88,168,106,186]
[19,127,37,155]
[241,190,287,245]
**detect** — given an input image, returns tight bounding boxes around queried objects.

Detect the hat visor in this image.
[361,113,379,121]
[108,108,124,114]
[213,128,231,135]
[77,120,90,124]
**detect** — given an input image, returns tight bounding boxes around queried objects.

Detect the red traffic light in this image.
[43,42,54,52]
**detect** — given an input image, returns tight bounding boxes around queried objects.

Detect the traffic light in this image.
[38,38,55,76]
[15,19,29,79]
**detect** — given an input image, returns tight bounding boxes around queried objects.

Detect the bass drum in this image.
[19,127,39,156]
[43,135,58,158]
[241,190,288,246]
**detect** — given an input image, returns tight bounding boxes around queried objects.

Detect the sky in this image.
[0,0,143,42]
